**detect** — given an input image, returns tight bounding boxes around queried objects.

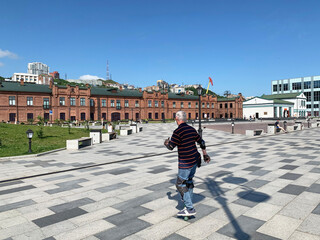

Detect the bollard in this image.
[284,121,287,131]
[231,120,235,134]
[308,118,310,128]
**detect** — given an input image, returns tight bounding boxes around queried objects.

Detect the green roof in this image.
[91,87,143,97]
[168,93,198,100]
[217,97,237,102]
[273,99,294,105]
[0,81,51,93]
[262,92,303,99]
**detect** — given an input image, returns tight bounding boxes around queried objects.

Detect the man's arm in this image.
[196,134,210,163]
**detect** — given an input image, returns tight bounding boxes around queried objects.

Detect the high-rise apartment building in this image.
[272,75,320,116]
[28,62,49,75]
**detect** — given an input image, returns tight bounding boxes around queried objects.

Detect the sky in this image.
[1,0,320,97]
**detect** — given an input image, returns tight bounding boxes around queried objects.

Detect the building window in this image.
[196,102,198,108]
[212,113,214,118]
[305,92,311,101]
[43,98,50,109]
[125,113,129,119]
[59,97,65,106]
[111,100,115,107]
[155,101,159,107]
[188,113,191,119]
[81,112,86,120]
[90,99,94,106]
[279,84,282,91]
[80,98,86,106]
[70,97,76,106]
[307,104,312,109]
[304,81,311,89]
[230,103,233,108]
[148,113,152,119]
[60,113,66,120]
[102,99,106,107]
[148,100,152,107]
[292,82,302,90]
[161,101,164,108]
[27,97,33,106]
[207,103,209,108]
[125,100,129,107]
[230,113,233,118]
[212,103,214,108]
[188,102,191,108]
[283,83,288,91]
[155,112,159,119]
[116,100,121,110]
[273,85,278,92]
[225,103,228,108]
[9,96,15,106]
[173,102,176,108]
[135,100,139,107]
[314,91,320,101]
[202,103,205,108]
[27,113,33,120]
[102,113,106,120]
[181,102,184,108]
[9,113,16,121]
[220,103,223,108]
[314,80,320,88]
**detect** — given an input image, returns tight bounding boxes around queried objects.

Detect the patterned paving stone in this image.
[0,185,36,195]
[279,173,302,180]
[33,207,87,228]
[307,183,320,194]
[217,215,265,239]
[278,184,307,195]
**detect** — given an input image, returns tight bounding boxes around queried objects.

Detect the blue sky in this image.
[1,0,320,97]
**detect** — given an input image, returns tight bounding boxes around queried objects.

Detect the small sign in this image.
[49,110,53,115]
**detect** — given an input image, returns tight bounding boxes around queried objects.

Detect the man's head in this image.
[175,111,187,125]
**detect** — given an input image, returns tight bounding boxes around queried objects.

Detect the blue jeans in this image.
[177,164,197,210]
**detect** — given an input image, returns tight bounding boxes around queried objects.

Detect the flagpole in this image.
[206,82,210,94]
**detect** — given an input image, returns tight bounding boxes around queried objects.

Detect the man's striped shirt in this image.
[169,122,203,169]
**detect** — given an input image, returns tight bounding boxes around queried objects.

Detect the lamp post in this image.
[197,85,203,137]
[231,119,235,134]
[162,83,166,123]
[26,129,34,153]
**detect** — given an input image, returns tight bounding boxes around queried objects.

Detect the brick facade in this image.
[0,81,244,123]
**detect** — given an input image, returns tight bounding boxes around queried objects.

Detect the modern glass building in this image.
[272,76,320,116]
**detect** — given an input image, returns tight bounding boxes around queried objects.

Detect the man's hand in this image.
[164,138,174,150]
[203,154,211,163]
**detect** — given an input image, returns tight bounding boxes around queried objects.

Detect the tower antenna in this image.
[106,60,110,80]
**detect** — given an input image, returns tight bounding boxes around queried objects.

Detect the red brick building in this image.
[49,71,60,79]
[0,80,244,123]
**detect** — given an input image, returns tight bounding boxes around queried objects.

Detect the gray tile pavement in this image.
[0,123,320,239]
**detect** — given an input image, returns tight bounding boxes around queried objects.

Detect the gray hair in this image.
[176,111,187,122]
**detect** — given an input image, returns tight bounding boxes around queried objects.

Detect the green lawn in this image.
[0,123,90,157]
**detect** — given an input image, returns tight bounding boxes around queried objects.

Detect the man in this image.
[275,119,287,133]
[164,111,210,217]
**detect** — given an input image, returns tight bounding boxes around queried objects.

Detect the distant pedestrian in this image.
[164,111,210,217]
[275,119,287,133]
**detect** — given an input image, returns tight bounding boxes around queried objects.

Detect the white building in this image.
[243,92,306,119]
[11,73,39,84]
[170,86,185,94]
[28,62,49,75]
[272,75,320,116]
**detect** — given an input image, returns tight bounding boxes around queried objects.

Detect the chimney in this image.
[20,78,24,86]
[139,88,142,93]
[119,86,123,91]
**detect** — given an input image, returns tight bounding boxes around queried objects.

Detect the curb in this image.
[0,147,66,161]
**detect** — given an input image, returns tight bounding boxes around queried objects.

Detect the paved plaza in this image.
[0,122,320,239]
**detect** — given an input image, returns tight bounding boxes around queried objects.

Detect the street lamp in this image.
[197,85,203,137]
[231,119,235,134]
[162,83,166,123]
[26,129,34,153]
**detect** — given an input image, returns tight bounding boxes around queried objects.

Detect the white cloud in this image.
[79,74,104,80]
[0,49,18,59]
[0,62,3,67]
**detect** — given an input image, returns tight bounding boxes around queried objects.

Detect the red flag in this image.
[209,77,213,86]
